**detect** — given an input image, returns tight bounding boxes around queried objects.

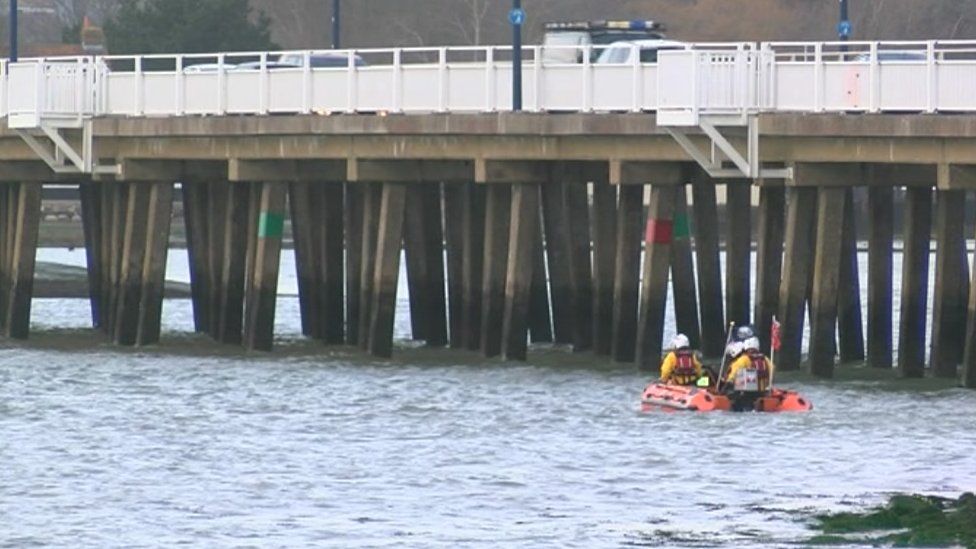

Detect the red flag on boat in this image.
[771,317,782,352]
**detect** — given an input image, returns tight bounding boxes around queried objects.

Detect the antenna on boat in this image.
[715,322,736,392]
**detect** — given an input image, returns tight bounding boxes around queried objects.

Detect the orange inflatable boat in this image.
[640,382,813,412]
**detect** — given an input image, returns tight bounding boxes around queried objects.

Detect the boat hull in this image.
[640,382,812,412]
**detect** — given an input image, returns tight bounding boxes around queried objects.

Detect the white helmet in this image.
[743,337,760,352]
[671,334,690,349]
[726,341,743,357]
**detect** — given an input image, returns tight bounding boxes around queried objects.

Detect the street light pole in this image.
[511,0,523,111]
[9,0,18,62]
[331,0,340,49]
[838,0,851,52]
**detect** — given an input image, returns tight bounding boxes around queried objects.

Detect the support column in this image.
[962,250,976,388]
[567,181,593,351]
[670,185,701,349]
[290,182,320,339]
[725,181,752,327]
[317,182,345,344]
[809,188,846,378]
[460,182,485,351]
[898,186,933,378]
[480,184,511,357]
[867,186,894,369]
[79,182,104,329]
[837,189,865,362]
[930,189,969,377]
[344,183,364,345]
[2,183,41,339]
[754,185,784,354]
[113,183,151,346]
[243,182,287,351]
[777,187,817,371]
[367,183,407,358]
[357,182,381,348]
[106,184,127,338]
[216,183,250,345]
[591,182,617,356]
[636,185,676,371]
[182,183,211,334]
[528,213,553,343]
[443,183,465,348]
[611,185,645,363]
[691,175,726,357]
[403,184,447,346]
[135,182,174,346]
[206,182,228,341]
[541,182,574,344]
[502,184,540,360]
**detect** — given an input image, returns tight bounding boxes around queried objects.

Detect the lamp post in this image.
[510,0,524,111]
[331,0,340,49]
[9,0,18,61]
[838,0,851,52]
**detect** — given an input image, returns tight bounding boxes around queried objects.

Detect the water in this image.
[2,250,975,547]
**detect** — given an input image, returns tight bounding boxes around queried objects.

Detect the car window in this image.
[597,46,631,64]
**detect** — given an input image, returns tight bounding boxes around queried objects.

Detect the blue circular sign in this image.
[509,8,525,26]
[837,19,852,38]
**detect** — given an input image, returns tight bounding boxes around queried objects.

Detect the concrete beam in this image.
[552,161,609,185]
[0,161,62,182]
[610,161,686,186]
[116,159,227,182]
[865,164,937,188]
[229,159,345,182]
[476,160,549,185]
[937,164,976,190]
[787,163,863,187]
[350,159,473,183]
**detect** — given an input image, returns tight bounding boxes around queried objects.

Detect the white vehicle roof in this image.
[603,39,688,50]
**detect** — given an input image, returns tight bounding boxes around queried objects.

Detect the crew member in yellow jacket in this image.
[659,334,703,386]
[724,336,774,393]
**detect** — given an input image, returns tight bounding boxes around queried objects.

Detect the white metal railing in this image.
[4,41,976,127]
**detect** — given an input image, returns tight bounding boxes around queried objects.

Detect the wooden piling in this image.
[480,184,511,357]
[837,189,865,362]
[289,182,319,339]
[725,181,752,327]
[216,183,250,345]
[691,174,726,357]
[541,182,575,344]
[403,184,447,346]
[344,183,364,345]
[636,185,676,371]
[182,183,211,334]
[79,182,104,329]
[318,182,346,344]
[443,183,466,348]
[962,254,976,388]
[591,182,617,355]
[2,183,41,340]
[135,182,174,346]
[754,185,784,354]
[206,182,228,341]
[930,189,969,377]
[670,185,701,349]
[460,182,486,351]
[777,187,817,371]
[243,182,287,351]
[867,186,894,369]
[809,188,847,378]
[367,183,407,358]
[502,184,541,360]
[897,186,933,378]
[528,212,553,343]
[611,185,645,363]
[114,183,151,346]
[566,181,594,351]
[357,182,381,349]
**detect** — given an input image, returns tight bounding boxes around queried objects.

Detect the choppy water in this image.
[1,249,975,547]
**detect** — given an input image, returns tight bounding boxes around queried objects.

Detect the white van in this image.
[595,39,689,64]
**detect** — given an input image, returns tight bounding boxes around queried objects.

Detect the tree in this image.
[103,0,276,54]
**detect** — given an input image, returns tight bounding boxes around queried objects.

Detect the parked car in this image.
[231,61,303,71]
[182,63,237,73]
[277,52,366,68]
[543,20,666,63]
[595,39,689,64]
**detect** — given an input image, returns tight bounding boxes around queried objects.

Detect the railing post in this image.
[582,44,593,112]
[691,51,700,123]
[392,49,402,113]
[176,55,185,115]
[631,42,641,112]
[346,49,357,113]
[814,43,824,112]
[485,47,495,112]
[926,40,937,113]
[259,52,269,115]
[217,53,227,115]
[869,42,880,112]
[533,46,542,112]
[135,56,144,116]
[302,51,312,114]
[437,47,448,112]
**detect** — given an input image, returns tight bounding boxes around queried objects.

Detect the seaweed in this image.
[809,493,976,547]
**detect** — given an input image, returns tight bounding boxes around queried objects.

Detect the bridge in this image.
[0,40,975,387]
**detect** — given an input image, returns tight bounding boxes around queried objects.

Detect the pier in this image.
[1,41,976,387]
